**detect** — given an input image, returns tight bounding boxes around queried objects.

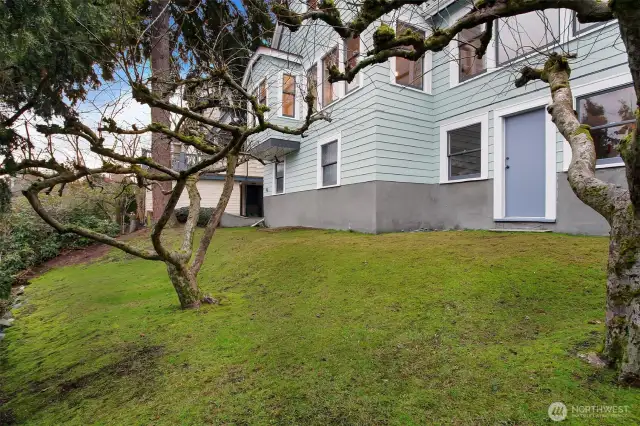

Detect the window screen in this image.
[321,141,338,186]
[448,123,482,179]
[275,162,284,194]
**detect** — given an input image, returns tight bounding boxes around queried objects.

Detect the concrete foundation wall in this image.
[263,182,377,233]
[264,167,626,236]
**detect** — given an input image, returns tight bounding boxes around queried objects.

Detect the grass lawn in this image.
[1,228,638,425]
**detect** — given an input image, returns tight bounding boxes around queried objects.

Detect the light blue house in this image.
[242,0,633,235]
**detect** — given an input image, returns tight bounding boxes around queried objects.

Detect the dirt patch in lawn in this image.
[16,229,151,284]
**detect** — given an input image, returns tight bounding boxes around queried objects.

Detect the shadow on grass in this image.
[1,344,164,424]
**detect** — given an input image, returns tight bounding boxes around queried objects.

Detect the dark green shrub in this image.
[174,207,214,227]
[0,198,119,298]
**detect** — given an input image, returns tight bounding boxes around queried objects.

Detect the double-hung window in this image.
[577,84,636,165]
[495,10,561,65]
[282,74,296,118]
[275,162,285,194]
[395,22,425,90]
[319,139,339,187]
[458,26,486,81]
[321,47,339,107]
[447,123,482,180]
[344,35,360,93]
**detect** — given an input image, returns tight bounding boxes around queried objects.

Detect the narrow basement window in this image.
[275,162,284,194]
[321,141,338,187]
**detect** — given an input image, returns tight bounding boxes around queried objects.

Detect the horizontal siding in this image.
[145,181,241,215]
[236,160,263,178]
[259,0,629,195]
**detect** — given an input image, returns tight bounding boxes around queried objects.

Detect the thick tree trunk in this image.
[521,53,640,385]
[150,0,173,224]
[166,263,201,309]
[603,211,640,385]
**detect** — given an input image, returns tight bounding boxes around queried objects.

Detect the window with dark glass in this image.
[322,47,339,107]
[395,22,425,89]
[577,84,636,165]
[282,74,296,117]
[321,141,338,186]
[307,65,318,111]
[275,162,284,194]
[459,26,486,81]
[448,123,482,180]
[344,35,360,93]
[496,10,561,65]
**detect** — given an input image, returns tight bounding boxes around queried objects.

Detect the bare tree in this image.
[0,2,328,310]
[272,0,640,385]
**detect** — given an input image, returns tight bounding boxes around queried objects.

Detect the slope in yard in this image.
[0,228,637,425]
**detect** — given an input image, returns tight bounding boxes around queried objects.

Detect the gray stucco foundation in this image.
[263,167,626,236]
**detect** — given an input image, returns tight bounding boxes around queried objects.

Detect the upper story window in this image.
[572,12,607,35]
[459,26,486,81]
[250,79,267,125]
[344,35,360,93]
[307,0,317,10]
[307,64,318,112]
[275,162,285,194]
[257,79,267,106]
[395,22,425,90]
[447,123,482,180]
[577,84,636,165]
[282,74,296,118]
[495,10,561,65]
[322,47,339,107]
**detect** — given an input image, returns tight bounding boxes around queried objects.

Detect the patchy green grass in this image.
[1,228,638,425]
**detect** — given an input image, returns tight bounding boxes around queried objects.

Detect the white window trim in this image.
[317,132,342,189]
[388,20,432,94]
[493,98,557,221]
[272,157,286,195]
[277,70,301,120]
[249,77,267,126]
[562,72,633,171]
[439,113,489,184]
